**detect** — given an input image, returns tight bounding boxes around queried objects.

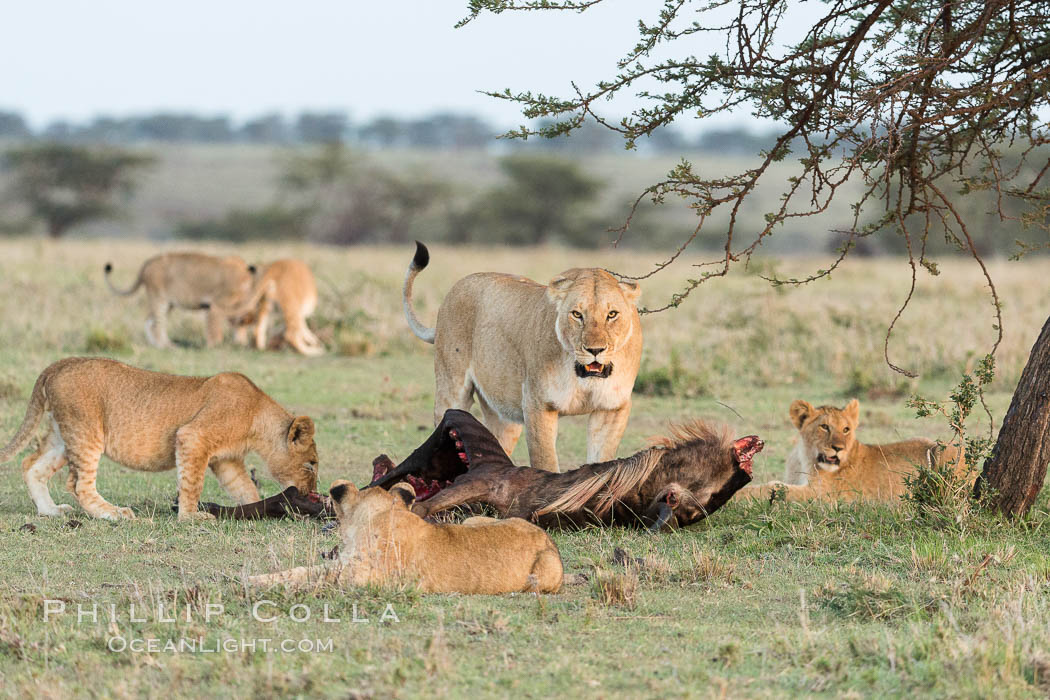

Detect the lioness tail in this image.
[403,241,436,344]
[103,261,144,296]
[0,372,48,463]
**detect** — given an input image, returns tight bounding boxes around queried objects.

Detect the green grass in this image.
[0,238,1048,697]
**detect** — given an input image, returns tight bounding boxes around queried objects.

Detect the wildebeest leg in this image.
[410,478,497,519]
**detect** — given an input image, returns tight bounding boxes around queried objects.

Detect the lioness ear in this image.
[788,400,815,430]
[390,483,416,507]
[288,416,315,446]
[844,398,860,425]
[618,279,641,304]
[547,274,575,302]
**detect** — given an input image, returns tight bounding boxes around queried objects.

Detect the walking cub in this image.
[0,357,318,521]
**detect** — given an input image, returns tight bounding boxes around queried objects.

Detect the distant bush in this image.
[84,327,131,354]
[635,350,708,398]
[458,154,601,246]
[176,205,308,242]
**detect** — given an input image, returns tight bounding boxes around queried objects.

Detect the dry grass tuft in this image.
[591,567,639,609]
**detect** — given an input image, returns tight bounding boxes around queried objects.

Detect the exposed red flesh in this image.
[307,491,322,503]
[405,474,453,501]
[731,436,764,477]
[372,454,395,482]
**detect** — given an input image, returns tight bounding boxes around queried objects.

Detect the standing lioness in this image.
[0,358,319,521]
[403,242,642,472]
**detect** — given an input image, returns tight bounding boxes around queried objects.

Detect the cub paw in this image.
[97,506,135,521]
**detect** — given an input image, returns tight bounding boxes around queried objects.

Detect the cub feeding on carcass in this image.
[736,398,968,503]
[104,251,256,348]
[403,241,642,472]
[247,480,563,594]
[370,409,761,531]
[0,357,318,521]
[231,259,325,356]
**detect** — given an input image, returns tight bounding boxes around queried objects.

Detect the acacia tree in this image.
[4,143,154,238]
[460,0,1050,515]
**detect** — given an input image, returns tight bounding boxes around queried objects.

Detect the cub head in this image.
[547,268,640,379]
[329,480,415,522]
[271,416,319,494]
[790,398,860,472]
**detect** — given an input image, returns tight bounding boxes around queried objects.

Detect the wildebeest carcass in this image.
[369,409,762,531]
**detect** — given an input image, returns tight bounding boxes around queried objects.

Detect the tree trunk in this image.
[977,313,1050,515]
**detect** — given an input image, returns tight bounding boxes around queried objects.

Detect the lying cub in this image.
[248,480,563,594]
[736,398,968,503]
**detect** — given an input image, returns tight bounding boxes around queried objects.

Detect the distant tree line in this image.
[0,108,778,155]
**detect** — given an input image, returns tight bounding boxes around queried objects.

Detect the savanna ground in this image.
[1,237,1049,698]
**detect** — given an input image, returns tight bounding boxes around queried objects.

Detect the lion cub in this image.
[232,259,325,356]
[0,357,319,521]
[105,252,256,348]
[737,398,968,503]
[248,480,563,594]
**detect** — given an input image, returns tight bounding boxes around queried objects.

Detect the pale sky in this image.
[1,1,813,133]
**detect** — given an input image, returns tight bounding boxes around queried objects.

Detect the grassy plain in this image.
[0,238,1048,698]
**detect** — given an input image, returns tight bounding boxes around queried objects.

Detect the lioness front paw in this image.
[178,510,217,523]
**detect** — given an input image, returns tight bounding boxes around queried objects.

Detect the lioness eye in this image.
[843,427,850,433]
[607,310,618,320]
[821,424,830,432]
[571,310,583,320]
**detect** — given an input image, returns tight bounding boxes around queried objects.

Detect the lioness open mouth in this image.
[817,453,840,466]
[575,361,613,378]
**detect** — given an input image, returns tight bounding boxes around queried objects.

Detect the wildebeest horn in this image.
[648,501,675,532]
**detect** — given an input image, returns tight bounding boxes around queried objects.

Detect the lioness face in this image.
[790,398,860,471]
[271,416,320,494]
[548,270,640,378]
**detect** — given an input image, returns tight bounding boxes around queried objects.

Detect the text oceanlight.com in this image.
[107,636,334,654]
